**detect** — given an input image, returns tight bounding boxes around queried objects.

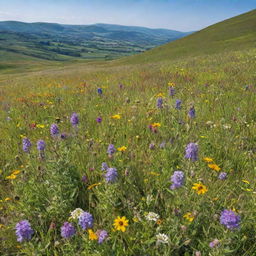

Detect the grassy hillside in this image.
[120,9,256,64]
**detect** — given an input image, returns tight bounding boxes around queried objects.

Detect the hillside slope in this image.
[120,9,256,64]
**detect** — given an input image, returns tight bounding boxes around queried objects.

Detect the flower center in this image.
[119,221,124,226]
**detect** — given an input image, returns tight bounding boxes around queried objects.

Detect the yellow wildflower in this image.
[168,82,175,87]
[192,183,208,195]
[151,122,161,128]
[12,170,21,175]
[88,229,98,240]
[5,174,17,180]
[203,157,214,163]
[208,163,221,171]
[87,183,101,190]
[36,124,45,128]
[111,114,121,119]
[117,146,127,152]
[183,212,194,222]
[113,216,129,232]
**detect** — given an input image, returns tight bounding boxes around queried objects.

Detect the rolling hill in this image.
[121,9,256,64]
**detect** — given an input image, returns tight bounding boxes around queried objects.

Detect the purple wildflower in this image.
[105,168,118,183]
[188,106,196,118]
[149,143,155,150]
[97,230,108,244]
[107,144,116,155]
[70,112,79,126]
[60,133,68,139]
[119,83,123,89]
[96,117,102,123]
[157,97,163,108]
[170,171,185,190]
[50,123,59,136]
[15,220,34,242]
[22,138,31,153]
[159,141,166,149]
[185,143,198,161]
[218,172,227,180]
[220,210,241,230]
[209,239,220,248]
[61,222,76,239]
[169,86,175,97]
[37,140,45,151]
[78,212,94,230]
[97,88,103,95]
[82,175,88,183]
[101,162,108,171]
[175,99,182,110]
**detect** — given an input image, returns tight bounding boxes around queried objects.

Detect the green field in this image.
[0,9,255,256]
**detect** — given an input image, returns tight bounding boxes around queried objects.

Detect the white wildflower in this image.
[156,233,169,245]
[70,208,84,220]
[145,212,160,222]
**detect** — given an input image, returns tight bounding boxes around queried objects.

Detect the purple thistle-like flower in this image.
[170,171,185,190]
[218,172,227,180]
[78,212,94,230]
[188,106,196,118]
[22,138,32,153]
[105,168,118,183]
[169,86,175,97]
[175,99,182,110]
[50,123,59,136]
[96,117,102,123]
[107,144,116,155]
[70,112,79,126]
[185,143,198,161]
[61,222,76,239]
[101,162,108,171]
[97,88,103,95]
[15,220,34,242]
[157,97,163,108]
[220,210,241,230]
[97,230,108,244]
[37,140,45,151]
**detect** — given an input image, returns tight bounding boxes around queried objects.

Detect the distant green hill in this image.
[0,21,190,63]
[121,9,256,64]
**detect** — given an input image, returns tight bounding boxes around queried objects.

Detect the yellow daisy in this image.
[113,216,129,232]
[192,183,208,195]
[88,229,98,240]
[208,163,221,172]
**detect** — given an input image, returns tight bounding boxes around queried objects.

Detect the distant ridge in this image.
[121,9,256,64]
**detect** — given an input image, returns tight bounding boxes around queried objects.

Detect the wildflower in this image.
[175,99,182,109]
[5,174,17,180]
[87,182,101,190]
[156,97,163,108]
[185,143,198,161]
[82,175,88,183]
[183,212,195,222]
[97,230,108,244]
[101,162,108,171]
[105,168,118,183]
[70,208,84,220]
[170,171,185,190]
[208,163,221,171]
[97,88,103,95]
[60,133,68,139]
[79,212,94,230]
[203,157,214,163]
[218,172,227,180]
[111,114,121,119]
[113,216,129,232]
[117,146,127,152]
[61,222,76,239]
[220,210,241,230]
[96,117,102,123]
[12,170,21,175]
[149,143,155,150]
[169,86,175,97]
[168,82,175,87]
[209,239,220,248]
[192,183,208,194]
[15,220,34,242]
[37,140,45,151]
[188,106,195,118]
[50,123,59,136]
[22,138,31,153]
[156,233,169,244]
[107,144,116,156]
[145,212,160,222]
[151,122,161,128]
[70,112,79,126]
[88,229,98,240]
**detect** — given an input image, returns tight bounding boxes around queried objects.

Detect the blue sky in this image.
[0,0,255,31]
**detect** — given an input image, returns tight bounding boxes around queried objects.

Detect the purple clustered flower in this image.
[169,86,175,97]
[15,220,34,242]
[156,97,163,108]
[70,112,79,126]
[97,88,103,95]
[101,162,108,171]
[107,144,116,155]
[188,106,196,118]
[220,209,241,230]
[105,167,118,183]
[61,222,76,239]
[22,138,32,153]
[50,123,59,136]
[175,99,182,110]
[218,172,227,180]
[97,230,108,244]
[96,117,102,123]
[185,143,198,161]
[78,212,94,230]
[37,140,46,151]
[170,171,185,190]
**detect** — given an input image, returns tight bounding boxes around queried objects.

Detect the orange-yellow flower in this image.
[208,163,221,172]
[111,114,121,119]
[192,183,208,195]
[151,122,161,128]
[203,157,214,163]
[117,146,127,152]
[88,229,98,240]
[113,216,129,232]
[183,212,195,222]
